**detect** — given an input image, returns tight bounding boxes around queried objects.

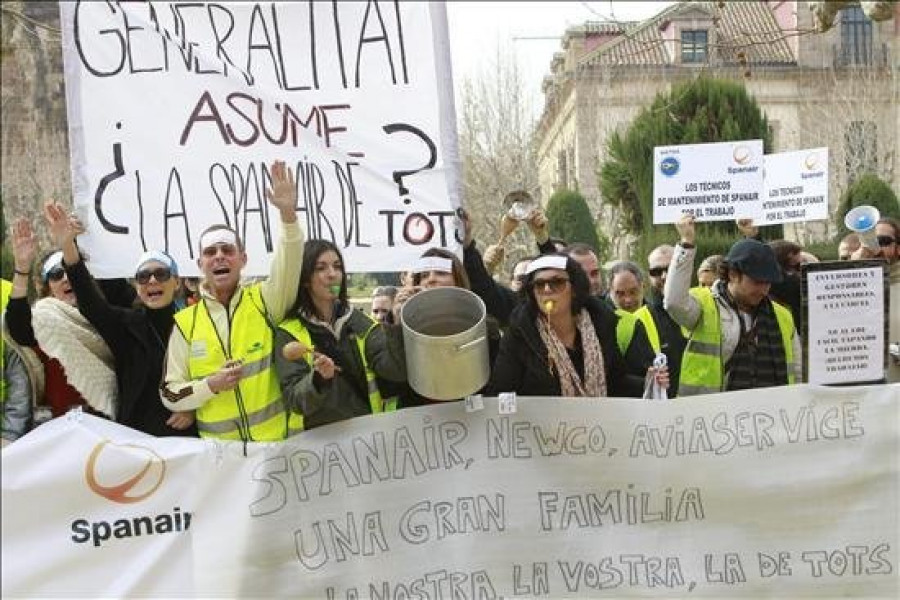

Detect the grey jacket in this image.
[3,343,33,443]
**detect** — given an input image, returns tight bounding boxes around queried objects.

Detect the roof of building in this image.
[578,1,796,67]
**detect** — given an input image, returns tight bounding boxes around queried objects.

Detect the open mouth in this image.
[212,266,230,277]
[147,289,164,301]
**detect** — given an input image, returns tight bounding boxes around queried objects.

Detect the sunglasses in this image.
[45,266,66,283]
[532,276,570,293]
[877,236,896,247]
[648,266,668,277]
[201,243,238,258]
[135,267,173,285]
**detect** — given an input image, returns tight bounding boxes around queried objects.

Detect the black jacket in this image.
[65,259,196,437]
[275,306,407,429]
[486,297,655,398]
[644,290,687,397]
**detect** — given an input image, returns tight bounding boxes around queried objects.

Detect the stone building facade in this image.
[535,0,899,253]
[1,1,70,231]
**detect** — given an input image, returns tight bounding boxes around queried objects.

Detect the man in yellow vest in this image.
[664,214,801,396]
[160,160,304,441]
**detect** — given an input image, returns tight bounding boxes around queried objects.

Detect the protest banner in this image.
[59,1,461,277]
[761,148,829,226]
[653,140,764,224]
[803,260,890,385]
[2,385,898,598]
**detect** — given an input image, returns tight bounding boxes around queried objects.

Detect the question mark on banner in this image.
[95,121,128,234]
[382,123,437,205]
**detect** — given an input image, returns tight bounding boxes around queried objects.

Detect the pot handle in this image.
[456,337,486,352]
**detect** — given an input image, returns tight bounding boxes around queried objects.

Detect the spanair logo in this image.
[85,440,166,503]
[659,156,680,177]
[804,152,819,170]
[733,145,752,165]
[73,441,192,548]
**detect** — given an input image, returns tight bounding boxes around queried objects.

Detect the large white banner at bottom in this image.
[2,385,898,598]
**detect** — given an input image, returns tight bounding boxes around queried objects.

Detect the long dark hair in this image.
[521,253,591,317]
[289,239,349,319]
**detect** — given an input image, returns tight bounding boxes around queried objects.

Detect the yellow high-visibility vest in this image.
[679,287,795,396]
[174,286,302,441]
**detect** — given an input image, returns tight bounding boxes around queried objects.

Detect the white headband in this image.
[199,229,238,251]
[525,255,568,275]
[134,250,179,276]
[413,256,453,274]
[41,251,65,281]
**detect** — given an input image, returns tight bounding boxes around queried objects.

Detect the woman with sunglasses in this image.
[6,217,116,421]
[274,240,406,430]
[42,201,197,436]
[487,254,668,398]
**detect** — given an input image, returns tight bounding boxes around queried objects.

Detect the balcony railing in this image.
[833,43,890,68]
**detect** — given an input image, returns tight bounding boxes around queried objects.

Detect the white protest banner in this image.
[653,140,764,224]
[804,261,888,385]
[3,385,898,598]
[761,148,829,226]
[60,1,461,277]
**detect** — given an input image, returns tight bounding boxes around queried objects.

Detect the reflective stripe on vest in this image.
[278,318,397,416]
[634,305,661,353]
[679,288,796,396]
[173,286,301,441]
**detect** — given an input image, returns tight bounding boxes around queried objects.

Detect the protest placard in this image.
[3,385,897,598]
[803,260,889,385]
[761,148,829,226]
[60,1,461,277]
[653,140,764,224]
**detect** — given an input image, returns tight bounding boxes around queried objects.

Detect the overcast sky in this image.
[446,1,673,116]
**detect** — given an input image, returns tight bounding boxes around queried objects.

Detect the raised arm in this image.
[44,201,124,338]
[663,214,702,330]
[6,219,38,347]
[260,159,304,324]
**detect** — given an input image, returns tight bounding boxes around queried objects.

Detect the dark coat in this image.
[486,297,655,398]
[645,290,687,397]
[65,259,196,437]
[274,306,407,429]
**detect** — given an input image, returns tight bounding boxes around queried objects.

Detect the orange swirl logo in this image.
[733,145,752,165]
[85,441,166,504]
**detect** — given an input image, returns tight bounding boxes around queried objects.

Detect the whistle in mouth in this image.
[542,300,556,314]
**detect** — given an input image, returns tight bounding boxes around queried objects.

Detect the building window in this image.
[844,121,877,185]
[681,30,708,64]
[839,6,873,65]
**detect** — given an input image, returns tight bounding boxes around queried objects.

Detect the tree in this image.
[598,77,782,258]
[545,189,602,253]
[457,42,540,274]
[835,172,900,236]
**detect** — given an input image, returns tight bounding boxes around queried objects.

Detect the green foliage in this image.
[545,189,602,253]
[835,172,900,236]
[599,77,783,259]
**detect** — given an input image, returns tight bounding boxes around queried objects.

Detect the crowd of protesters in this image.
[2,167,898,445]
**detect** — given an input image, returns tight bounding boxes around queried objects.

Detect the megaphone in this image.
[844,205,881,249]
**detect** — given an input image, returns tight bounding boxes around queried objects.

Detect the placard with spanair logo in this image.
[653,140,764,224]
[761,148,829,226]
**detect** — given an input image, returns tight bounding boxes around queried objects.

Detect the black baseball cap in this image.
[725,239,783,283]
